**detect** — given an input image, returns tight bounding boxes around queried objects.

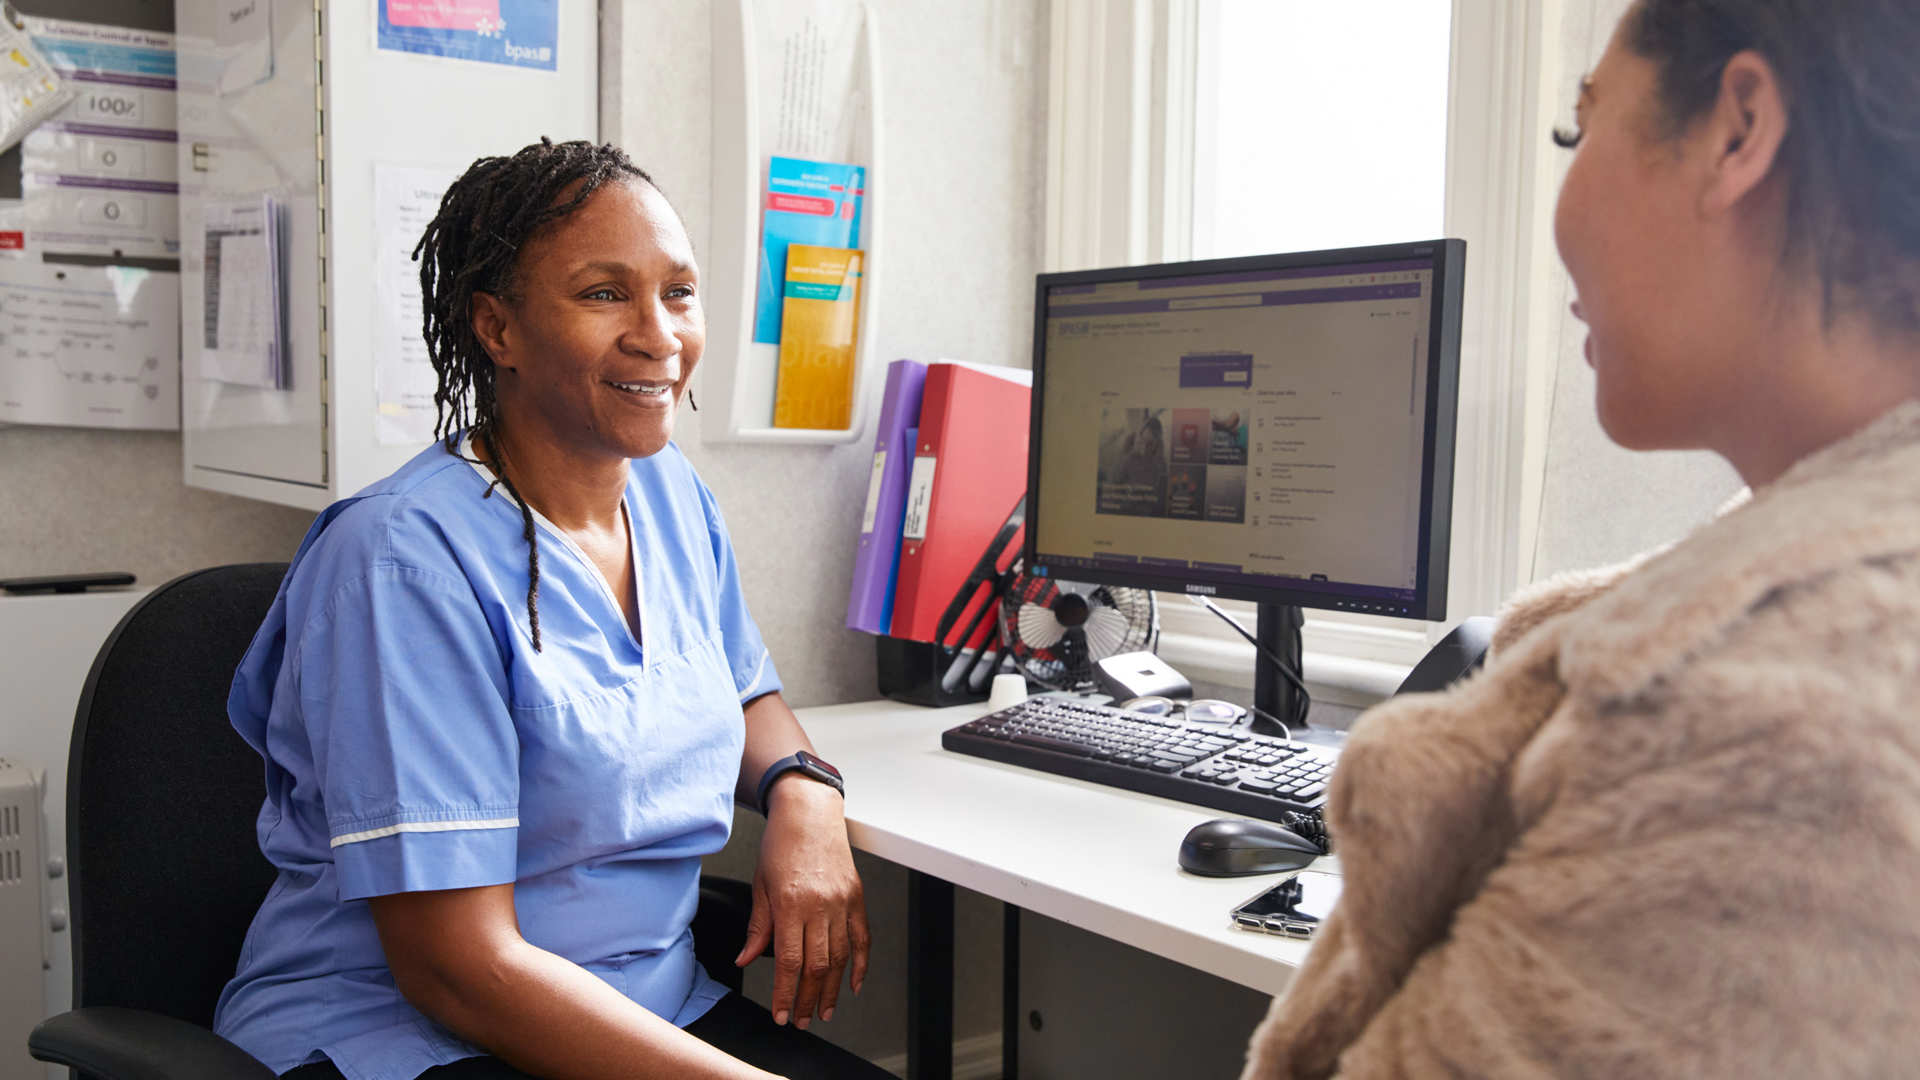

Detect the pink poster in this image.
[378,0,555,70]
[384,0,501,31]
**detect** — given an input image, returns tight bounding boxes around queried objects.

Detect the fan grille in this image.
[1000,573,1157,690]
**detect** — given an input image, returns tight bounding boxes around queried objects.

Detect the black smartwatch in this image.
[754,750,844,814]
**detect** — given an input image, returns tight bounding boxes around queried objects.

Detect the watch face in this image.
[798,750,842,781]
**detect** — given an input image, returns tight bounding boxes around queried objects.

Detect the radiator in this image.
[0,756,49,1076]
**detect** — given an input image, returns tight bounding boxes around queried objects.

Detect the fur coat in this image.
[1242,400,1920,1079]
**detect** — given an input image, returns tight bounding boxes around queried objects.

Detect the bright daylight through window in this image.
[1191,0,1452,260]
[1170,0,1455,685]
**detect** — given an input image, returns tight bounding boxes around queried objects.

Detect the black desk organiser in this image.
[876,497,1026,707]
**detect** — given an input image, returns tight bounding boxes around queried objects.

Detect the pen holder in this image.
[876,635,996,708]
[875,494,1025,708]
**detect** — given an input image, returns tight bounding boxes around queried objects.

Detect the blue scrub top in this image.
[213,438,781,1080]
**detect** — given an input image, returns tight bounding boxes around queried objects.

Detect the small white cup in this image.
[987,673,1029,711]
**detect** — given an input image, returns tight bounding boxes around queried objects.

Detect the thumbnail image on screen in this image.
[1096,406,1248,523]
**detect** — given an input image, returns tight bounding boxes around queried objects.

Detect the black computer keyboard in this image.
[941,697,1337,824]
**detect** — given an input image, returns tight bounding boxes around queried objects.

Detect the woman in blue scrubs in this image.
[214,140,896,1080]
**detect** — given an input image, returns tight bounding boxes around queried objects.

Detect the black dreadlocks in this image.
[414,137,651,651]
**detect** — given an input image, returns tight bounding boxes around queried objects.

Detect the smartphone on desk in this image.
[1231,870,1342,940]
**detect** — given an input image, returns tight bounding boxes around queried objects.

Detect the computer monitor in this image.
[1024,239,1466,722]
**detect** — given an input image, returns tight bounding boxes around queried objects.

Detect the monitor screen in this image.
[1026,240,1464,621]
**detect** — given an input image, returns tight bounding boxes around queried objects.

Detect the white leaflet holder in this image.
[704,0,883,445]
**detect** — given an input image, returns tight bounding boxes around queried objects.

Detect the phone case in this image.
[1229,871,1341,939]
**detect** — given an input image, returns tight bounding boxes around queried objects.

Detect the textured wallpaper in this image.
[0,426,316,584]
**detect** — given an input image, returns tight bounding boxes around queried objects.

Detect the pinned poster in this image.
[0,261,179,429]
[377,0,558,72]
[372,162,460,447]
[17,17,179,260]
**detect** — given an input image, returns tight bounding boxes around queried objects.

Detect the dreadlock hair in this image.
[414,137,652,651]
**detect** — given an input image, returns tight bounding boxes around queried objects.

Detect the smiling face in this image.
[1552,16,1810,458]
[1554,31,1728,451]
[473,178,701,464]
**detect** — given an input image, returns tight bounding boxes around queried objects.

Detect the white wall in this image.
[603,0,1051,1066]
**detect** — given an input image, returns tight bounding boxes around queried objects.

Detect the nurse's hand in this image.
[736,776,870,1031]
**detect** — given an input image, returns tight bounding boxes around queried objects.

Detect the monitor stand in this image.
[1253,603,1308,734]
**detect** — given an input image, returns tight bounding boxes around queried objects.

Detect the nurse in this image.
[214,139,895,1080]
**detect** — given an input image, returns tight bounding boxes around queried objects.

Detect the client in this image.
[1244,1,1920,1076]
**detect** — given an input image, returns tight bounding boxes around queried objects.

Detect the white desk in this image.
[795,699,1322,1076]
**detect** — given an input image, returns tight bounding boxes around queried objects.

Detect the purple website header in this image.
[1048,282,1421,320]
[1046,258,1431,306]
[1135,259,1431,290]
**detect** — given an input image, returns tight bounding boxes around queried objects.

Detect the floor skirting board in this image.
[874,1031,1003,1079]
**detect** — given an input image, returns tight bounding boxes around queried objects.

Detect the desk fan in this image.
[998,569,1158,691]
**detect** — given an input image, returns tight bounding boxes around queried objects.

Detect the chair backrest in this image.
[66,564,288,1026]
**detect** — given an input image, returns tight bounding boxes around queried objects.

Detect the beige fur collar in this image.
[1241,397,1920,1080]
[1561,399,1920,702]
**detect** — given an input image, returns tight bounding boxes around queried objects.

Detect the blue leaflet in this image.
[755,156,865,344]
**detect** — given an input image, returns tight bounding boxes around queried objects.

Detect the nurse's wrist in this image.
[765,772,844,817]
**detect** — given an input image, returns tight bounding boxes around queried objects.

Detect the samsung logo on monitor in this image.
[1185,584,1217,595]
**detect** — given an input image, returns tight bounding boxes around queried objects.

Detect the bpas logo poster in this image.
[378,0,558,71]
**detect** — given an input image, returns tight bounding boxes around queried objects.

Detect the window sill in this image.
[1156,627,1411,710]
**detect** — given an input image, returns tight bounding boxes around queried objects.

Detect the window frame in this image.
[1044,0,1571,693]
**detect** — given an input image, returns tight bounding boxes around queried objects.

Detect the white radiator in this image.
[0,757,50,1077]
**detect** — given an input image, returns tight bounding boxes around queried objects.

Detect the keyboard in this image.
[941,697,1337,824]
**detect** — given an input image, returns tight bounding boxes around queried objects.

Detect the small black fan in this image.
[999,569,1158,691]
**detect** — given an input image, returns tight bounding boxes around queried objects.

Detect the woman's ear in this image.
[470,291,515,370]
[1699,49,1790,218]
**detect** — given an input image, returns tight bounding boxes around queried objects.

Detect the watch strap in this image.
[754,751,844,814]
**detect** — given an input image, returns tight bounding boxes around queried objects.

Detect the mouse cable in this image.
[1183,594,1313,725]
[1282,810,1331,854]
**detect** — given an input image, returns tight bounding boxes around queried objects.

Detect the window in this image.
[1046,0,1733,698]
[1191,1,1451,260]
[1173,1,1459,697]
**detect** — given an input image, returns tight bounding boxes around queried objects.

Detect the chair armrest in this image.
[694,874,758,994]
[29,1007,277,1080]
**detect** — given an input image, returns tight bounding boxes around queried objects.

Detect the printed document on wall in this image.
[214,0,274,94]
[373,163,459,446]
[200,194,287,390]
[18,18,179,259]
[0,261,178,429]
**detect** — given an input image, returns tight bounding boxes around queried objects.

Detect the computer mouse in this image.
[1177,817,1322,877]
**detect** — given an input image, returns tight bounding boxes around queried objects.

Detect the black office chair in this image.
[29,564,754,1078]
